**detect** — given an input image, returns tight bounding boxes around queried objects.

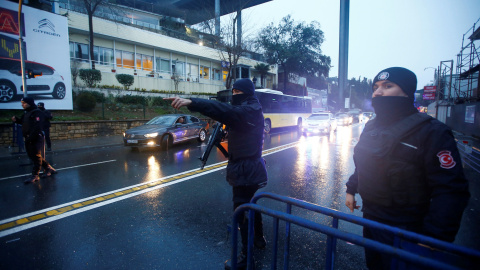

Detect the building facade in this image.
[58,1,277,94]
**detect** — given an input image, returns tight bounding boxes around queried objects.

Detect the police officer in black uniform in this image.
[165,78,268,269]
[345,67,469,269]
[37,102,53,151]
[12,97,56,184]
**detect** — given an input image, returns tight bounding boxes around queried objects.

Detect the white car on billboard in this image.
[0,57,66,103]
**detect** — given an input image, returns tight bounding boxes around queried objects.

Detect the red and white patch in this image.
[437,150,456,169]
[378,72,389,81]
[36,117,40,121]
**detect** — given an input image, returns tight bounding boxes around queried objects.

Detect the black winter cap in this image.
[372,67,417,100]
[37,102,45,108]
[232,79,255,96]
[21,97,35,107]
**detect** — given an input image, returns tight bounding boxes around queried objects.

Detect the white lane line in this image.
[0,160,117,181]
[0,143,300,237]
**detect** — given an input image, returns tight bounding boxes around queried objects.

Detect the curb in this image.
[0,143,124,162]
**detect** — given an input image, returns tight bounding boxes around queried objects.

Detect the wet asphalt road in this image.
[0,123,478,270]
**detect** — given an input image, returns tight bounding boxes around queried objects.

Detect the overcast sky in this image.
[241,0,480,89]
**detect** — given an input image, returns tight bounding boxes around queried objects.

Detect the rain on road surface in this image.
[1,123,478,269]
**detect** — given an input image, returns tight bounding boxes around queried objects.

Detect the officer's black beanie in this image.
[232,79,255,96]
[372,67,417,100]
[21,97,35,107]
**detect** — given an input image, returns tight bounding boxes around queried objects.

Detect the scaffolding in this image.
[455,17,480,102]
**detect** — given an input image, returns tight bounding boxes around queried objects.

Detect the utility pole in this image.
[338,0,350,111]
[18,0,28,97]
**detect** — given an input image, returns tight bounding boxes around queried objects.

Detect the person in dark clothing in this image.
[165,78,268,269]
[37,102,52,151]
[345,67,470,269]
[12,97,56,184]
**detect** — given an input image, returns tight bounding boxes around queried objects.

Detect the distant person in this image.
[165,78,268,269]
[37,102,52,151]
[345,67,470,269]
[12,97,56,184]
[176,116,185,124]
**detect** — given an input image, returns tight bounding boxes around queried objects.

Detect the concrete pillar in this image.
[338,0,350,110]
[215,0,220,36]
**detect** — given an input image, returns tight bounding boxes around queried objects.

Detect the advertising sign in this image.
[0,0,72,110]
[465,105,475,124]
[423,85,436,100]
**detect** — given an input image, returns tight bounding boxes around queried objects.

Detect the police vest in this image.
[354,113,433,207]
[227,112,264,161]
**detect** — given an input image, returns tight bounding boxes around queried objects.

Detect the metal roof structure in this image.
[115,0,272,25]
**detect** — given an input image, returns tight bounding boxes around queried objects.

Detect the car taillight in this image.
[61,75,64,80]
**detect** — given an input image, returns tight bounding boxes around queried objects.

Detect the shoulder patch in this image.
[437,150,456,169]
[36,117,40,121]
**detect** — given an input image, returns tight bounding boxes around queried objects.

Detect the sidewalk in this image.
[0,135,124,161]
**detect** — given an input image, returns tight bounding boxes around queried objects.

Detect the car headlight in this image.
[144,132,158,138]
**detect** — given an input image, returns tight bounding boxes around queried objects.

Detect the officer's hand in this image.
[163,97,192,110]
[11,116,16,122]
[345,193,360,213]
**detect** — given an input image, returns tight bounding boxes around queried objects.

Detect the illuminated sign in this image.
[0,7,25,36]
[423,85,436,100]
[0,34,25,59]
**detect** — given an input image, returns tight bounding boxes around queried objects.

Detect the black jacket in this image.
[188,96,268,187]
[39,108,52,128]
[346,113,469,242]
[13,105,45,143]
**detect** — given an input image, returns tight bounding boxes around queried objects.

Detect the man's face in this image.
[232,89,244,95]
[372,80,408,98]
[21,101,29,109]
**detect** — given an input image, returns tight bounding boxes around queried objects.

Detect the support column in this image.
[215,0,220,36]
[237,8,242,47]
[338,0,350,110]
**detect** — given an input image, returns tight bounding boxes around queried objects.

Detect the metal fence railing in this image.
[230,192,480,270]
[457,140,480,174]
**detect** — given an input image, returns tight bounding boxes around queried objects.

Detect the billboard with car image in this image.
[0,0,72,109]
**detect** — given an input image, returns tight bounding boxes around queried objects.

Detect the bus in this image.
[216,89,312,133]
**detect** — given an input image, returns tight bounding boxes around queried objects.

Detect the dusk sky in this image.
[240,0,480,89]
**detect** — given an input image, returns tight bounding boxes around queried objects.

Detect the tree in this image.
[191,4,253,89]
[256,15,331,92]
[253,63,270,88]
[116,74,134,90]
[79,69,102,88]
[82,0,109,70]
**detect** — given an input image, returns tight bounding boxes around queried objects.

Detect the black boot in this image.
[254,212,267,249]
[24,175,40,184]
[224,251,249,270]
[45,166,57,177]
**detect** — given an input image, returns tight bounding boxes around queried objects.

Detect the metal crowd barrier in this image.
[456,140,480,174]
[230,192,480,270]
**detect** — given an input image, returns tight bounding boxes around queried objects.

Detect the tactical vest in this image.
[22,108,42,137]
[227,107,264,161]
[354,113,433,207]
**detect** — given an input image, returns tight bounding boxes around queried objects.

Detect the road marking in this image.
[0,160,117,181]
[0,143,299,238]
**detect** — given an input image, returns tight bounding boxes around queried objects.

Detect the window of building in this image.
[142,55,153,71]
[70,42,89,62]
[115,51,122,68]
[172,61,185,76]
[122,51,134,69]
[188,63,198,80]
[93,46,114,66]
[200,66,210,79]
[156,58,171,73]
[213,68,221,81]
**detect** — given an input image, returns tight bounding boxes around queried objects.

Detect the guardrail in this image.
[230,192,480,270]
[457,140,480,173]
